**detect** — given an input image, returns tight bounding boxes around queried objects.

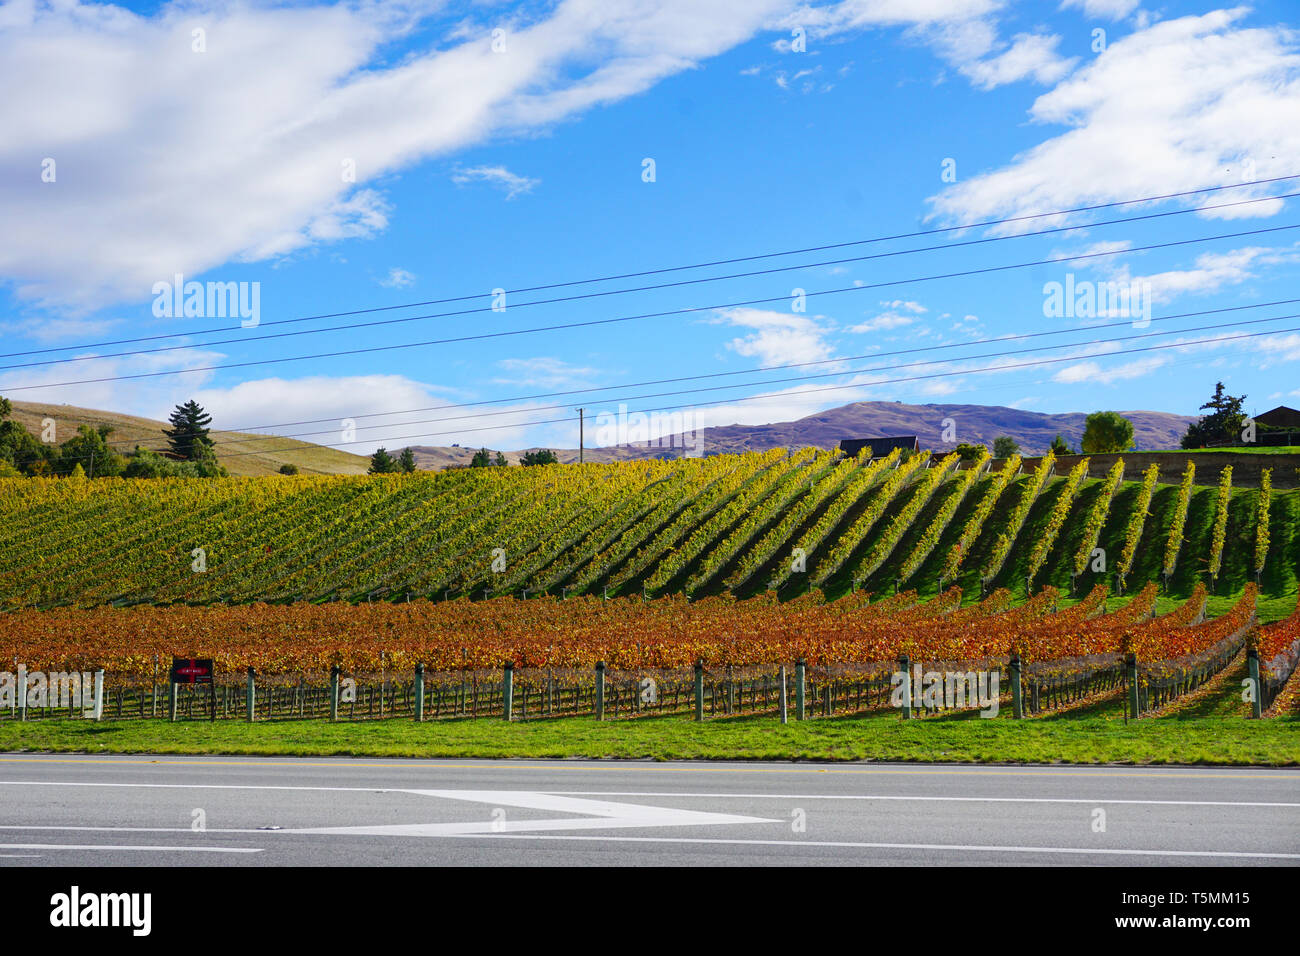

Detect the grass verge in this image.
[1,710,1296,765]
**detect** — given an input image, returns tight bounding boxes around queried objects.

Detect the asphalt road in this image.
[0,754,1296,866]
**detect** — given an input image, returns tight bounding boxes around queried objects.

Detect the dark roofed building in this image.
[1255,406,1300,429]
[838,435,919,457]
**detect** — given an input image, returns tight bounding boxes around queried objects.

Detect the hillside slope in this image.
[1,449,1294,616]
[8,401,369,477]
[408,400,1197,466]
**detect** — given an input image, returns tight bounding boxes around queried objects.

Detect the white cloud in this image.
[188,374,550,454]
[929,11,1300,229]
[1052,355,1171,384]
[1117,245,1300,303]
[493,356,601,388]
[450,165,540,199]
[847,312,915,333]
[959,32,1077,90]
[847,298,930,333]
[883,298,927,313]
[0,0,793,312]
[1256,334,1300,365]
[379,267,416,289]
[0,344,226,417]
[716,307,836,367]
[780,1,1073,90]
[1060,0,1142,20]
[0,315,123,343]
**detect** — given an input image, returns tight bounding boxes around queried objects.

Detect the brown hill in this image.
[8,401,369,477]
[407,401,1198,466]
[9,399,1198,475]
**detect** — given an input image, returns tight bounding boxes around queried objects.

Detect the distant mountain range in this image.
[409,400,1199,467]
[9,398,1197,473]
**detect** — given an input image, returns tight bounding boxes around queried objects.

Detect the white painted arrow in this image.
[289,790,780,836]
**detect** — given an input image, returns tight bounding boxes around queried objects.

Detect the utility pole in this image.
[578,408,584,464]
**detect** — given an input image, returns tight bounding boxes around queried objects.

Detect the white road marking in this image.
[5,780,1294,809]
[0,785,778,836]
[0,843,261,853]
[429,833,1300,859]
[290,790,779,835]
[550,791,1300,808]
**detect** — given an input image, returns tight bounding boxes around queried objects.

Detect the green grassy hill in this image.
[9,401,368,476]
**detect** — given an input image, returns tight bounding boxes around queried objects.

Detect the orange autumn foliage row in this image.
[0,583,1245,678]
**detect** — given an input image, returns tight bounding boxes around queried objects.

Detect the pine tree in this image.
[164,400,215,461]
[1050,434,1076,456]
[398,447,417,473]
[520,449,559,466]
[1181,382,1247,448]
[369,447,399,474]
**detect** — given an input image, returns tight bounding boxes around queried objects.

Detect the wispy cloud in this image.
[379,267,416,288]
[450,165,540,200]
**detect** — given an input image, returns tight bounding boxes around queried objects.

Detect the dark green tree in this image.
[398,447,417,473]
[953,442,987,461]
[278,463,299,475]
[992,436,1020,459]
[57,424,125,477]
[520,449,558,466]
[122,447,225,478]
[1081,411,1134,454]
[494,451,508,467]
[164,400,215,461]
[1049,434,1076,456]
[470,447,492,468]
[1181,382,1248,448]
[368,447,399,474]
[0,394,53,475]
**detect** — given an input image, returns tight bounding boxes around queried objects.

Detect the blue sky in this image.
[2,0,1299,454]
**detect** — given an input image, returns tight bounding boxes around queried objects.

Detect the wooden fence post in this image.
[246,667,256,722]
[502,663,513,721]
[1125,654,1139,719]
[1010,654,1023,719]
[694,661,704,722]
[795,660,806,721]
[329,666,340,722]
[898,655,912,719]
[415,663,425,722]
[595,661,605,720]
[1247,648,1262,719]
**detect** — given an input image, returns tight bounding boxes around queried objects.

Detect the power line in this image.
[94,307,1292,454]
[4,175,1296,361]
[204,322,1300,455]
[6,221,1298,394]
[186,296,1300,436]
[188,310,1300,443]
[53,295,1300,455]
[42,319,1300,467]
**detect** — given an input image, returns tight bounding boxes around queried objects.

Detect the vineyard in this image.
[2,447,1298,725]
[1,450,1296,611]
